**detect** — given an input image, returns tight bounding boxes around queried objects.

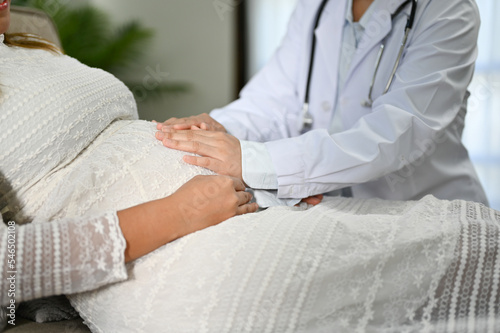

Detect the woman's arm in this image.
[119,175,256,262]
[0,175,257,306]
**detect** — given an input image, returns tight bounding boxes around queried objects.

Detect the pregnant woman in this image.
[0,0,257,317]
[1,1,500,332]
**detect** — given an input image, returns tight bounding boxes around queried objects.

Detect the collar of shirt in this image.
[345,0,377,45]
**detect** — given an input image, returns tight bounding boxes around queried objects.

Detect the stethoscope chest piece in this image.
[299,103,314,134]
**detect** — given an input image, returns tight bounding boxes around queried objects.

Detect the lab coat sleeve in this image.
[210,0,308,142]
[267,0,479,199]
[240,140,278,189]
[240,140,303,207]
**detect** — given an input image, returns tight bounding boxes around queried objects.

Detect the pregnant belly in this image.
[19,120,214,224]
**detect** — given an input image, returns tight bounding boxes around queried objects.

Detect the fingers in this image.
[233,179,258,215]
[156,130,229,158]
[183,156,220,173]
[157,114,226,133]
[183,157,243,184]
[155,126,227,156]
[235,190,253,205]
[230,177,246,192]
[163,117,179,126]
[206,175,245,193]
[160,115,207,130]
[236,202,259,215]
[160,135,219,156]
[155,117,194,131]
[171,116,204,129]
[206,175,255,207]
[299,194,324,206]
[303,197,321,206]
[156,129,220,145]
[156,129,243,181]
[172,124,195,130]
[201,175,257,215]
[161,127,220,138]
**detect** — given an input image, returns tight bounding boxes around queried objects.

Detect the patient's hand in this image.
[118,175,257,262]
[157,113,226,132]
[172,175,258,234]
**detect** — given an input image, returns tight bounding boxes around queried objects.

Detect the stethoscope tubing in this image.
[301,0,418,133]
[301,0,330,133]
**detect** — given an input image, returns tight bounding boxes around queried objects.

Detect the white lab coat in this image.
[211,0,489,205]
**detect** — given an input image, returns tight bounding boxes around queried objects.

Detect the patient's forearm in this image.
[118,175,257,263]
[118,197,182,263]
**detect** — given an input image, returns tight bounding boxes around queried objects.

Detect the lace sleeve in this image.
[0,212,128,306]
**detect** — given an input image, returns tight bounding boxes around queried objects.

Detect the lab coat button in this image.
[321,101,331,112]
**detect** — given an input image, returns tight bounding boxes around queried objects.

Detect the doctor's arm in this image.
[158,0,479,200]
[263,0,480,199]
[157,0,479,202]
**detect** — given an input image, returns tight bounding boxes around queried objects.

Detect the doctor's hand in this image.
[299,194,324,206]
[156,128,244,183]
[156,113,227,133]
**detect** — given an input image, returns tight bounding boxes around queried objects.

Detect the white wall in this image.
[246,0,296,80]
[90,0,237,121]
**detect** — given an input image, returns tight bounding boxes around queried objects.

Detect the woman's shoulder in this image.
[0,45,135,111]
[0,44,138,200]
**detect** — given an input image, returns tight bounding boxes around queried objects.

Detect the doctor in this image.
[156,0,488,206]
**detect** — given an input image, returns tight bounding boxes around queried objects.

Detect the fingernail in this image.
[156,132,164,139]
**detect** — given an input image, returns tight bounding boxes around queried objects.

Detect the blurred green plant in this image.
[12,0,189,103]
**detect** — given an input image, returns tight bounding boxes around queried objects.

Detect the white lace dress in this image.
[0,34,213,307]
[1,36,500,333]
[0,34,132,306]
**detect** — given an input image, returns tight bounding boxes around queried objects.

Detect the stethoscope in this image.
[301,0,418,133]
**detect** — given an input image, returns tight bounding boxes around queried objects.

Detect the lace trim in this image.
[1,212,127,306]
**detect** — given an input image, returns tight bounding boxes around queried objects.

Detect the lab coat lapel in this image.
[345,0,407,86]
[314,0,347,99]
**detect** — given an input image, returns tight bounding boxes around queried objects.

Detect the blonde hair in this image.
[4,32,62,54]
